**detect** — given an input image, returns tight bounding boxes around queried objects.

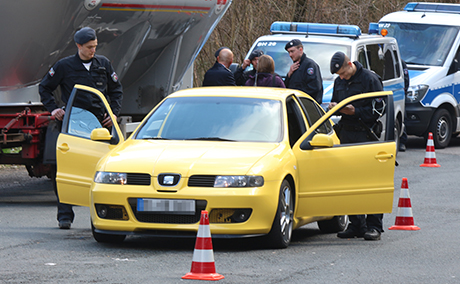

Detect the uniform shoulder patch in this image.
[49,68,55,77]
[111,72,118,82]
[307,67,314,75]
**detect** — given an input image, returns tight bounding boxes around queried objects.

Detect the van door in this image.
[56,85,124,207]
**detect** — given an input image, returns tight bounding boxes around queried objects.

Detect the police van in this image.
[244,21,406,145]
[379,2,460,148]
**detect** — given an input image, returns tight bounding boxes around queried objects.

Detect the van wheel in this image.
[91,221,126,243]
[317,215,349,233]
[265,180,294,249]
[427,109,451,149]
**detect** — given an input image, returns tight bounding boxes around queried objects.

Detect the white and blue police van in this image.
[244,21,406,145]
[379,2,460,148]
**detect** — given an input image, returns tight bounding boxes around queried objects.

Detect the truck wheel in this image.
[265,180,294,249]
[427,109,451,149]
[317,215,348,233]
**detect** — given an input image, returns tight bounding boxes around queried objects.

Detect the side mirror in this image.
[90,128,112,141]
[309,133,334,148]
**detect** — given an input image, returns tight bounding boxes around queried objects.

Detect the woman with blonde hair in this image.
[245,55,285,88]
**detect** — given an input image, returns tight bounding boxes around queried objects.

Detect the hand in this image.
[102,114,116,128]
[339,104,355,115]
[51,108,65,121]
[242,59,251,69]
[288,61,300,77]
[328,102,337,110]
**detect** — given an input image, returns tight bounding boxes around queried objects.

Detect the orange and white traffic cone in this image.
[389,178,420,231]
[182,210,224,281]
[420,132,440,167]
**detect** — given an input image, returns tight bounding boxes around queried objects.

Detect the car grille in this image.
[127,173,151,185]
[128,199,207,224]
[188,175,216,187]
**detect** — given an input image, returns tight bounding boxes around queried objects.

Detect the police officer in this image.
[39,27,123,229]
[233,49,263,86]
[202,47,236,86]
[284,39,323,104]
[328,51,384,241]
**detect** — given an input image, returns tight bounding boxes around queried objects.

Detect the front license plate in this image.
[137,198,196,215]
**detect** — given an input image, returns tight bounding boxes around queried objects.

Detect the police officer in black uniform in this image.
[233,49,263,86]
[39,27,123,229]
[328,51,384,241]
[284,39,323,104]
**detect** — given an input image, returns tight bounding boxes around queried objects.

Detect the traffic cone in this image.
[420,132,440,167]
[182,210,224,281]
[389,178,420,231]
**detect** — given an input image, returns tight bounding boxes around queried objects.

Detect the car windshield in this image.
[248,40,349,81]
[135,96,283,142]
[380,22,459,66]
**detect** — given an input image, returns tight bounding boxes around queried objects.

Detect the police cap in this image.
[248,49,264,61]
[330,51,346,74]
[74,27,97,45]
[285,39,302,51]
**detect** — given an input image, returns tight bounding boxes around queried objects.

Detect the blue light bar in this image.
[368,23,379,35]
[270,22,361,37]
[404,2,460,13]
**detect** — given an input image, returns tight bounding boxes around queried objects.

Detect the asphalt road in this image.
[1,136,459,283]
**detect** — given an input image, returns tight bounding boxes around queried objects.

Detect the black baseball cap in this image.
[74,27,97,44]
[330,51,346,74]
[285,39,302,50]
[248,49,264,60]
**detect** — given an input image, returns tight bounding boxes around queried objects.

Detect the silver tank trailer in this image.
[0,0,231,118]
[0,0,231,177]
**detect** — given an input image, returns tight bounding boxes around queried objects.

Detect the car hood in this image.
[100,140,280,177]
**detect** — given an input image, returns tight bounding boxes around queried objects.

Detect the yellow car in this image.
[57,85,396,248]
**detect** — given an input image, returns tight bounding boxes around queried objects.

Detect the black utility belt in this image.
[341,124,367,132]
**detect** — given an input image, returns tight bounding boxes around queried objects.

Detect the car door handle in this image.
[375,153,394,160]
[58,144,69,152]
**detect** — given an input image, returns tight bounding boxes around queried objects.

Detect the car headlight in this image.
[214,176,264,187]
[94,171,127,185]
[406,84,429,103]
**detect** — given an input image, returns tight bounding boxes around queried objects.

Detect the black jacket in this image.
[39,53,123,116]
[331,61,383,127]
[202,62,236,86]
[234,66,256,86]
[285,53,323,104]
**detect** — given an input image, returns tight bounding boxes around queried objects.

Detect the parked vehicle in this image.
[379,2,460,148]
[243,22,406,147]
[57,84,396,248]
[0,0,231,177]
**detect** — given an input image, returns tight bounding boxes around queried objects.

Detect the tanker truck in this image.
[0,0,231,177]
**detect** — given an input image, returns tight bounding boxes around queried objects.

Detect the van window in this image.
[381,22,459,66]
[250,40,349,81]
[365,44,385,79]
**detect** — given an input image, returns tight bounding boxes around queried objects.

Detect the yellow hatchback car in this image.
[57,85,396,248]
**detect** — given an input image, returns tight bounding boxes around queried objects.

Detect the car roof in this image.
[170,86,309,101]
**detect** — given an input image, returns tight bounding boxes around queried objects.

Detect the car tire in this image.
[265,180,294,249]
[427,108,451,149]
[91,221,126,243]
[317,215,348,233]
